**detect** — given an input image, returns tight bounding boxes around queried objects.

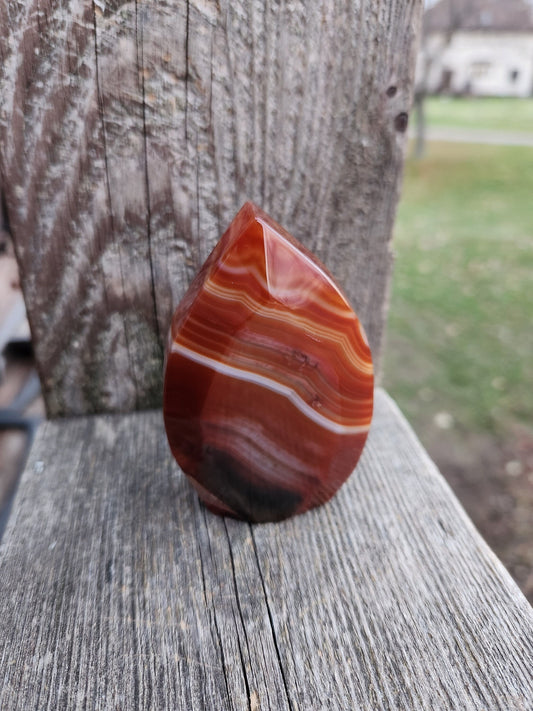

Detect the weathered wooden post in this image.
[1,0,420,416]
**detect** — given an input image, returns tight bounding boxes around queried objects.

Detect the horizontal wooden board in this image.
[1,389,532,709]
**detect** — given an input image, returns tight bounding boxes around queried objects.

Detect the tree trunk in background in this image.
[0,0,423,417]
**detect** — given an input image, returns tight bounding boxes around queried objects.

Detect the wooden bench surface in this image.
[1,388,532,710]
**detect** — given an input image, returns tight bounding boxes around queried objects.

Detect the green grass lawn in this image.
[424,96,533,134]
[384,141,533,438]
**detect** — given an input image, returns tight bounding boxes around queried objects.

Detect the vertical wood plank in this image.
[0,0,423,415]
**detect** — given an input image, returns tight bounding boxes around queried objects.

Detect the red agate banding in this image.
[163,202,373,522]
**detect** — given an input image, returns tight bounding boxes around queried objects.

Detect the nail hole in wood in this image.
[394,112,409,132]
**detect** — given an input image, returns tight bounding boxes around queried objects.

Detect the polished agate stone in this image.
[163,203,373,522]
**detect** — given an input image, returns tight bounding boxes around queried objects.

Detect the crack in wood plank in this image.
[136,0,164,359]
[250,525,295,711]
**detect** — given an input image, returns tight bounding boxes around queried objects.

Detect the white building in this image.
[420,0,533,97]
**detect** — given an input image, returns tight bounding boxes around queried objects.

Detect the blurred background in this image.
[0,0,532,600]
[384,0,533,601]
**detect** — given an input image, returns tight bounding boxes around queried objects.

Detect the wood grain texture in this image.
[0,0,422,416]
[1,388,531,710]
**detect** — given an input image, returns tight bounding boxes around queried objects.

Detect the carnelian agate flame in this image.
[163,202,373,522]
